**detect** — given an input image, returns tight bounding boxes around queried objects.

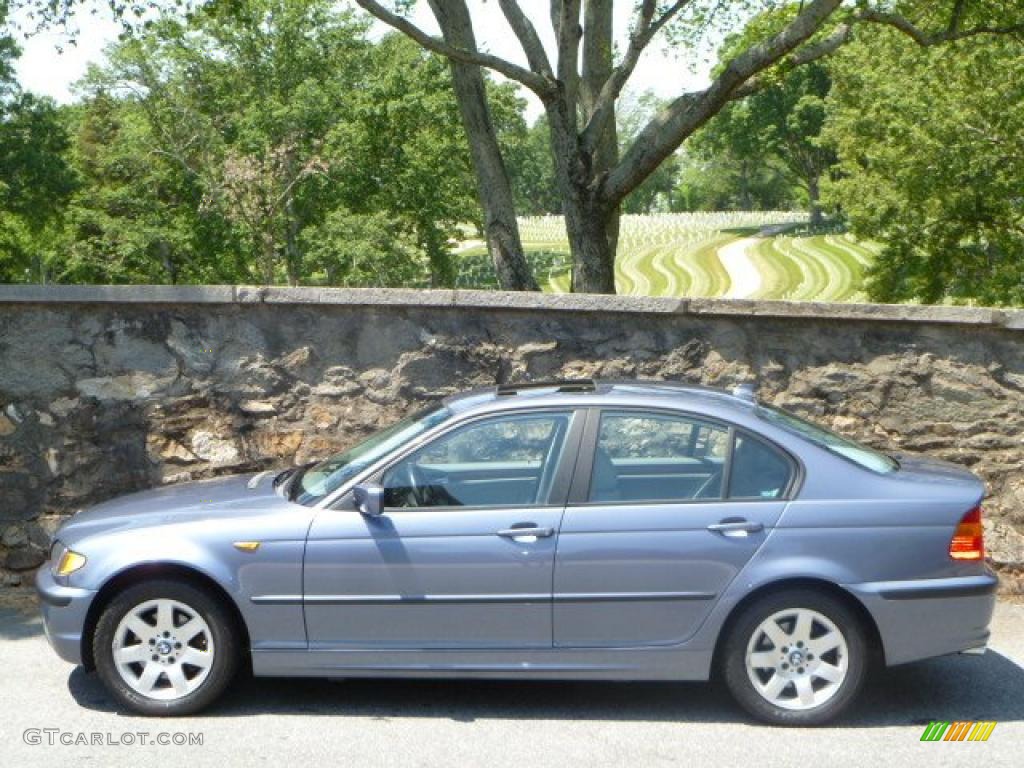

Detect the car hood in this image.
[56,471,289,545]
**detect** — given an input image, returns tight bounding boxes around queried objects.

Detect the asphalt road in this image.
[2,590,1022,768]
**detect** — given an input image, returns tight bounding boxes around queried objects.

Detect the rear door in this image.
[553,408,794,648]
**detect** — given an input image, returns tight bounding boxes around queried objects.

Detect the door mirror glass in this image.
[352,482,385,516]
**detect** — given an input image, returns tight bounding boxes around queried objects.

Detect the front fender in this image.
[66,515,310,652]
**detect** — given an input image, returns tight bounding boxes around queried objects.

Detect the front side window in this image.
[590,411,729,503]
[290,405,453,506]
[382,411,574,509]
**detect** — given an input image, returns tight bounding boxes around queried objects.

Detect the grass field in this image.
[456,212,881,301]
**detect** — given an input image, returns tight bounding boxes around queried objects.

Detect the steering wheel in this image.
[391,461,427,507]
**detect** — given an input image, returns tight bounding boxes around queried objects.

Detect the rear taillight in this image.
[949,506,985,561]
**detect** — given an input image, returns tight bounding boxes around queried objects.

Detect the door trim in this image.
[256,590,717,605]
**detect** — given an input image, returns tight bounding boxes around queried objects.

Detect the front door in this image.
[553,409,793,648]
[304,409,582,649]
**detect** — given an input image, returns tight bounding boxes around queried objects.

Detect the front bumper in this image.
[845,571,998,666]
[35,566,97,666]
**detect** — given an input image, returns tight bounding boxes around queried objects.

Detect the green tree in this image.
[825,30,1024,305]
[86,0,372,285]
[327,34,490,287]
[0,1,77,282]
[302,208,426,287]
[505,115,561,216]
[54,1,484,287]
[694,6,836,224]
[56,93,242,284]
[352,0,1024,293]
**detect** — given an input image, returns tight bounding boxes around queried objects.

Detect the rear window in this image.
[754,404,898,474]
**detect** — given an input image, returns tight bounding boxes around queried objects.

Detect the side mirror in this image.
[352,482,385,517]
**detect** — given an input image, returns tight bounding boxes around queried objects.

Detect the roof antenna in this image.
[732,382,757,402]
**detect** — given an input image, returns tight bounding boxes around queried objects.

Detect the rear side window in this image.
[754,404,897,474]
[589,411,729,503]
[729,433,793,499]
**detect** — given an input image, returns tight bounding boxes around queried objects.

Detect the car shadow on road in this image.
[67,650,1024,727]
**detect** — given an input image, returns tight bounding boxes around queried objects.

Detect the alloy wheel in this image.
[744,607,849,711]
[111,598,215,701]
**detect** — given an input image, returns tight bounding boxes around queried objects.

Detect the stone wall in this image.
[1,285,1022,589]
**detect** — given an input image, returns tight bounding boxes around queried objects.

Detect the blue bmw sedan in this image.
[37,379,996,724]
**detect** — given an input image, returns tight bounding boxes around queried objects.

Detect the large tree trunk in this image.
[564,190,617,293]
[428,0,538,292]
[545,93,617,294]
[581,0,620,262]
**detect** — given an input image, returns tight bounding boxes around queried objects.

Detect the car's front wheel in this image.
[93,578,240,716]
[721,588,868,726]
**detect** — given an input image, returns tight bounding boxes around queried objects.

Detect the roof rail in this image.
[496,379,597,396]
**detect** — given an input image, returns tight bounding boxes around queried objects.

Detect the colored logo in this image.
[920,721,996,742]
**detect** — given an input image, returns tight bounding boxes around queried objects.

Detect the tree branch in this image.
[580,0,693,154]
[855,8,1024,46]
[351,0,552,95]
[726,22,853,102]
[552,0,583,132]
[497,0,553,78]
[605,0,844,204]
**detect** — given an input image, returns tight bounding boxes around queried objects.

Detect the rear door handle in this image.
[707,520,764,538]
[497,525,554,539]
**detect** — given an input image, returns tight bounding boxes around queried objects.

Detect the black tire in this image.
[720,588,867,726]
[93,579,240,716]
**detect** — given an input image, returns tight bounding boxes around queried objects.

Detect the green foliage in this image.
[301,208,426,287]
[694,4,835,220]
[0,1,77,282]
[1,0,489,287]
[505,115,561,216]
[327,32,488,287]
[685,101,798,212]
[825,30,1024,305]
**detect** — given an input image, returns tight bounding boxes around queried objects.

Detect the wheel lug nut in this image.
[798,667,805,674]
[152,655,158,661]
[175,642,182,649]
[163,631,170,638]
[796,641,804,648]
[781,663,789,670]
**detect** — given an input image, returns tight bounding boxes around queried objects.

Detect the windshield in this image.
[754,404,898,474]
[290,405,453,505]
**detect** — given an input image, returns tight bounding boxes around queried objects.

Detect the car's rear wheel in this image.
[93,579,239,716]
[721,588,867,726]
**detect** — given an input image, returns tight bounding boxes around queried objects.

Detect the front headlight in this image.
[55,548,87,576]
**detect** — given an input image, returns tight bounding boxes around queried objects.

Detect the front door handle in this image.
[707,519,764,538]
[497,525,554,539]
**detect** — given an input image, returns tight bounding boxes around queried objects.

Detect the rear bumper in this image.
[845,571,998,666]
[35,566,96,666]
